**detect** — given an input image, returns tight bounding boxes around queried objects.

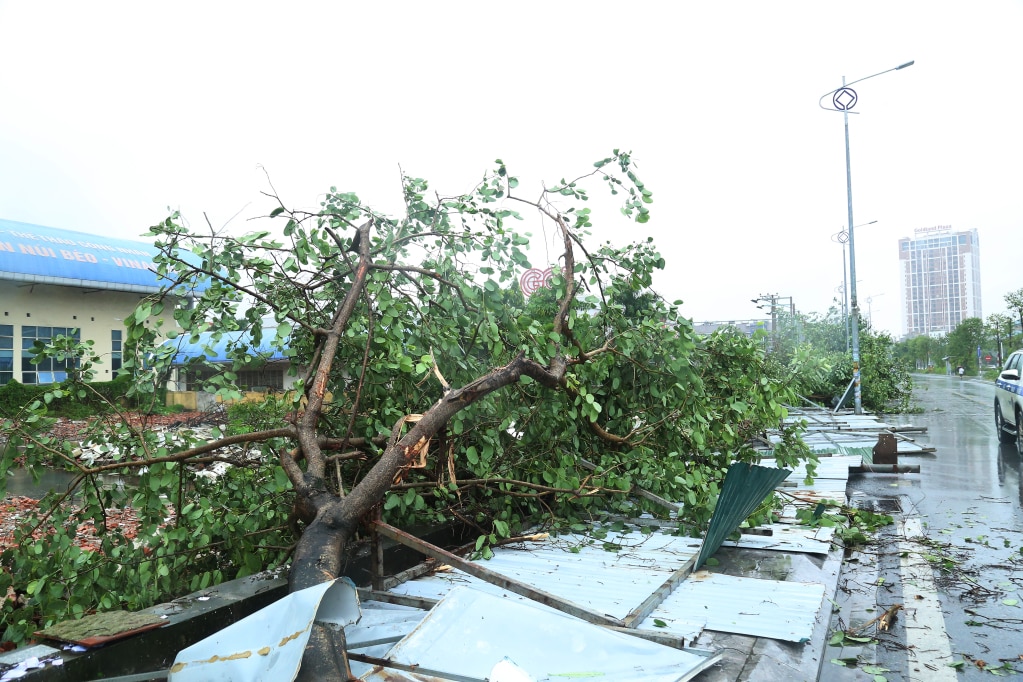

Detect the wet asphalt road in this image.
[844,373,1023,679]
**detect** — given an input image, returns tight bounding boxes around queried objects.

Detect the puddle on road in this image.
[3,466,132,501]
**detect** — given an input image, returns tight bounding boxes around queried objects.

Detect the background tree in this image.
[784,309,913,412]
[905,334,932,369]
[800,306,846,354]
[945,317,986,373]
[987,313,1013,366]
[858,328,914,407]
[1003,288,1023,350]
[1,154,811,678]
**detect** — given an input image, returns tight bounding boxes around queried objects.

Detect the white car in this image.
[995,349,1023,450]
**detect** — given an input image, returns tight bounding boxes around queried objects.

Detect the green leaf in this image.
[652,619,667,628]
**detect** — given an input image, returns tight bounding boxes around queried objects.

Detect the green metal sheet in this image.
[696,462,792,568]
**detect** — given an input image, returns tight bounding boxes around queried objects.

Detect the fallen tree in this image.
[1,152,810,678]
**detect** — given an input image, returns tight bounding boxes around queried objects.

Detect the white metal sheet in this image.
[723,523,835,554]
[369,586,719,682]
[389,530,702,623]
[652,570,825,642]
[168,577,361,682]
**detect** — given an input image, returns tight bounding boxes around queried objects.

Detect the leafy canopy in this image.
[1,153,811,647]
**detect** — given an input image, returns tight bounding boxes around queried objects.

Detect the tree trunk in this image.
[290,500,357,681]
[285,354,565,679]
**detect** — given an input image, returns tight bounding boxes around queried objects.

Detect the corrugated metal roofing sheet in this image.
[759,454,854,506]
[359,587,720,682]
[388,530,704,625]
[696,462,791,568]
[722,523,835,554]
[762,454,862,480]
[649,570,826,643]
[168,577,361,681]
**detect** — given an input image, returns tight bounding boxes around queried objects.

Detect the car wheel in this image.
[995,403,1016,443]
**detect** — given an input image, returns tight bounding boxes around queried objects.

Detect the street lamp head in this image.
[819,61,916,112]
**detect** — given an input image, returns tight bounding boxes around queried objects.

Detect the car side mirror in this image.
[1001,369,1020,381]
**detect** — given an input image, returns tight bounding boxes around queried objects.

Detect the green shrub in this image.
[226,396,290,436]
[0,375,140,419]
[0,380,36,418]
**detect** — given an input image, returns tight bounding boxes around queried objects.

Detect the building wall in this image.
[898,226,983,337]
[0,280,178,385]
[694,319,771,336]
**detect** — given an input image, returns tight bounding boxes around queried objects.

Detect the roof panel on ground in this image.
[697,463,791,568]
[650,570,826,643]
[723,523,835,554]
[388,530,703,623]
[360,586,719,682]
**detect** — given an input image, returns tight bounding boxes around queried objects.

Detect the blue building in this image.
[0,218,195,385]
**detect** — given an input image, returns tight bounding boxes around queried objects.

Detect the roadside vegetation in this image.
[0,153,824,677]
[753,305,912,413]
[894,287,1023,380]
[0,376,171,422]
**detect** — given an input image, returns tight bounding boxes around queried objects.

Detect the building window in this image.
[21,326,81,384]
[111,329,123,375]
[179,365,285,392]
[0,324,12,385]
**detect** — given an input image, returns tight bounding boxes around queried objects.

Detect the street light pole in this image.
[841,239,849,351]
[822,61,914,414]
[841,75,866,414]
[752,294,797,352]
[832,220,875,354]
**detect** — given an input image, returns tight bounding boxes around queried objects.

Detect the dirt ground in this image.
[1,411,209,553]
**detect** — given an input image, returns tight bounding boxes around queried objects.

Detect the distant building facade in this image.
[0,218,192,385]
[166,329,295,393]
[898,226,982,337]
[694,319,771,337]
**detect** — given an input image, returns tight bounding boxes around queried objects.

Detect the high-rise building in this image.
[898,226,982,337]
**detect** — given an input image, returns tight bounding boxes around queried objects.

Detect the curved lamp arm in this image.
[819,61,914,111]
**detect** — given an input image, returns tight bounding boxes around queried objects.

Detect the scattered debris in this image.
[847,603,903,635]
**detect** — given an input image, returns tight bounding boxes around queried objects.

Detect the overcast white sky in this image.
[2,1,1020,336]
